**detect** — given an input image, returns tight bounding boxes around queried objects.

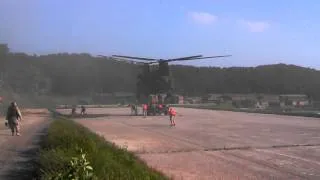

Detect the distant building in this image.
[202,94,223,103]
[224,93,257,101]
[200,93,311,109]
[223,94,257,108]
[255,94,280,109]
[279,94,309,107]
[185,97,202,104]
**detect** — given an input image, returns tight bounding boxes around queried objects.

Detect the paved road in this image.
[58,107,320,180]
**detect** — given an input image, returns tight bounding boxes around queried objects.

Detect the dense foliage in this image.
[1,44,320,99]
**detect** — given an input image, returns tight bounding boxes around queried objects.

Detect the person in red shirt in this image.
[168,106,176,126]
[142,104,148,117]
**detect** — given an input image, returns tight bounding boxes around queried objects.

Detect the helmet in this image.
[11,102,17,107]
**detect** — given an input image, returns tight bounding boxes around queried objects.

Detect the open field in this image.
[57,107,320,180]
[172,103,320,118]
[55,104,126,109]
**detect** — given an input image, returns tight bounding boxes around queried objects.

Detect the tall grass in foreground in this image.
[38,118,168,180]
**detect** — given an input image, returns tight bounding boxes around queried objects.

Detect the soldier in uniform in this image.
[80,105,86,115]
[71,107,76,116]
[134,104,138,116]
[6,102,22,136]
[130,104,138,116]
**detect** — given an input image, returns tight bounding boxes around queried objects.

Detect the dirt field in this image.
[0,109,50,179]
[58,107,320,180]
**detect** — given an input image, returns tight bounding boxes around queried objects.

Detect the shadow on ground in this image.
[1,128,48,180]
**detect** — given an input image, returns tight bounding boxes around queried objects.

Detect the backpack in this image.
[6,106,19,120]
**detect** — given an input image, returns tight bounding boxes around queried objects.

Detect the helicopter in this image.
[109,54,232,104]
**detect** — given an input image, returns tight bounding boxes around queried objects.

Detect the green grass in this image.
[37,116,168,180]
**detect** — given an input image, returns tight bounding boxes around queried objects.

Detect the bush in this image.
[38,118,168,180]
[41,148,97,180]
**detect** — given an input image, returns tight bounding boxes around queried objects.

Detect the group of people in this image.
[142,103,164,116]
[3,101,176,137]
[130,103,177,126]
[71,105,86,116]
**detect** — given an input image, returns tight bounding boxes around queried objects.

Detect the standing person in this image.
[131,104,138,116]
[134,104,138,116]
[130,104,135,115]
[71,106,76,116]
[168,106,176,126]
[158,104,163,115]
[142,104,148,117]
[6,102,22,136]
[80,105,86,115]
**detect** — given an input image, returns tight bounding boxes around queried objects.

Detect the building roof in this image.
[279,94,307,97]
[113,92,135,97]
[223,93,257,101]
[206,94,223,100]
[279,94,308,101]
[259,94,279,102]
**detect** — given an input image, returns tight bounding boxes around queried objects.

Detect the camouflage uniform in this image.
[71,107,76,115]
[81,106,86,115]
[130,104,135,115]
[6,102,22,136]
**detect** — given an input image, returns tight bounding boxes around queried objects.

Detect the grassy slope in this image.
[38,114,168,180]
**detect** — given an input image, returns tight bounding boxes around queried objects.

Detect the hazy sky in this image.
[0,0,319,68]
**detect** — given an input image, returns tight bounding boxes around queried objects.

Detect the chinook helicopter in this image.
[109,54,232,106]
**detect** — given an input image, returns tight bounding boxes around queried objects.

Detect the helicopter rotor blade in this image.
[193,55,232,59]
[112,55,158,61]
[168,55,203,61]
[98,55,130,63]
[111,57,156,65]
[112,57,133,63]
[97,55,110,58]
[100,54,231,64]
[164,55,232,63]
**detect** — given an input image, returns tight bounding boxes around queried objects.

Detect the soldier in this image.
[130,104,136,115]
[6,102,22,136]
[129,104,134,115]
[71,107,76,116]
[80,105,86,115]
[134,104,138,116]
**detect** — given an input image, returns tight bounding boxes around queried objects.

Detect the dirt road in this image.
[58,107,320,180]
[0,109,50,180]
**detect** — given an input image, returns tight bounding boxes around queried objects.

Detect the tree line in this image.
[1,44,320,100]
